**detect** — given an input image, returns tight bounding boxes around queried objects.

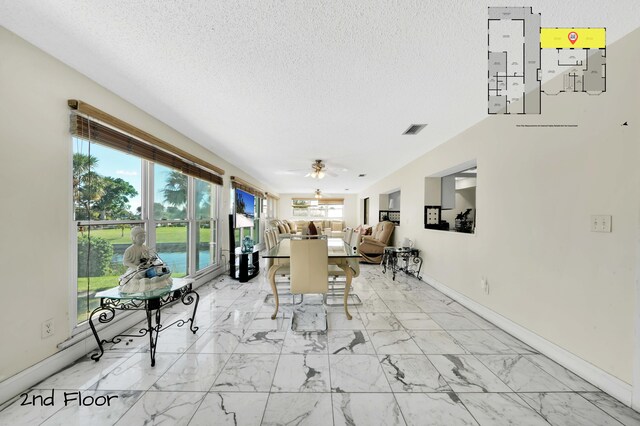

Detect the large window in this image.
[154,164,189,277]
[195,179,217,271]
[74,139,144,323]
[291,198,344,219]
[73,139,220,324]
[266,195,277,219]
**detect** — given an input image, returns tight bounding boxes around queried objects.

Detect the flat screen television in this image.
[234,189,255,228]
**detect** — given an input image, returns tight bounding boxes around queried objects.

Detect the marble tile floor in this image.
[2,264,640,425]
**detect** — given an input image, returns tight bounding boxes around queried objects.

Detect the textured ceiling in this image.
[1,1,639,193]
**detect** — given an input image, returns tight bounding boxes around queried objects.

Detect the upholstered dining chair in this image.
[342,227,353,245]
[327,262,360,305]
[264,228,273,250]
[289,237,329,331]
[267,228,279,250]
[350,229,362,252]
[264,228,281,268]
[264,228,296,304]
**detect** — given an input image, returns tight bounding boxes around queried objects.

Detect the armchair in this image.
[359,221,395,263]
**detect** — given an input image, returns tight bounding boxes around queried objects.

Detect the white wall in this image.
[277,193,358,228]
[0,27,277,382]
[388,190,401,211]
[357,28,640,383]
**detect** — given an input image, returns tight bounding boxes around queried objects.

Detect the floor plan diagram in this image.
[488,7,606,114]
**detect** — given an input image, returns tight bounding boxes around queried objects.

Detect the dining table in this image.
[261,237,361,320]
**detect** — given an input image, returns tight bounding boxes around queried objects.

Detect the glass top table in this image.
[263,237,360,259]
[262,237,360,321]
[90,277,198,367]
[95,277,194,300]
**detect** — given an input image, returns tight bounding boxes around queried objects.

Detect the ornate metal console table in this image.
[89,278,199,367]
[382,247,423,280]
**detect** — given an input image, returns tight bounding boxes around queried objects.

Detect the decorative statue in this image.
[119,226,172,294]
[122,226,151,271]
[241,236,254,253]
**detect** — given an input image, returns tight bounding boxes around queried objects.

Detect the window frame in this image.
[193,178,220,273]
[69,139,221,334]
[291,198,344,219]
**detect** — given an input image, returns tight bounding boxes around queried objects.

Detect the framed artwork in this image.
[424,205,441,228]
[379,210,400,225]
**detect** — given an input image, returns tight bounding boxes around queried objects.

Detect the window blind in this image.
[68,100,223,186]
[230,176,266,199]
[265,192,280,200]
[292,198,344,206]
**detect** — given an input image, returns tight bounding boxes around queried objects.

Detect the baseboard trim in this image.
[0,310,146,407]
[0,269,223,407]
[422,273,633,407]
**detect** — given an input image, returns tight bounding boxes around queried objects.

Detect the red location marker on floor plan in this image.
[568,31,578,45]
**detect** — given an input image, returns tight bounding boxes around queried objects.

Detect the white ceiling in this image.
[1,1,639,194]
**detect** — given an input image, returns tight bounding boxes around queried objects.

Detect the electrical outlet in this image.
[591,215,612,233]
[41,319,54,339]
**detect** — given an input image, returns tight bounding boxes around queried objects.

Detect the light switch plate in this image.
[591,215,612,233]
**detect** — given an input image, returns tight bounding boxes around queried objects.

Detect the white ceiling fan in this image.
[305,160,329,179]
[275,159,348,179]
[304,159,350,179]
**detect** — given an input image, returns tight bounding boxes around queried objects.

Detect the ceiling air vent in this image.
[403,124,427,135]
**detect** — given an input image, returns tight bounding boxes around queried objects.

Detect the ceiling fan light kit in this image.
[309,159,326,179]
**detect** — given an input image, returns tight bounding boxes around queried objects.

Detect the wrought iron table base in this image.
[89,287,199,367]
[382,248,423,281]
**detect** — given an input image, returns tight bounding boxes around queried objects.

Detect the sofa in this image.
[270,219,345,239]
[359,221,395,263]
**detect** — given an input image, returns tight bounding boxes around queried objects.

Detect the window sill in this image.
[425,228,476,235]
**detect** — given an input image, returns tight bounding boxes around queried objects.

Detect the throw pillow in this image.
[331,221,342,231]
[283,222,291,233]
[277,224,286,234]
[308,221,318,235]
